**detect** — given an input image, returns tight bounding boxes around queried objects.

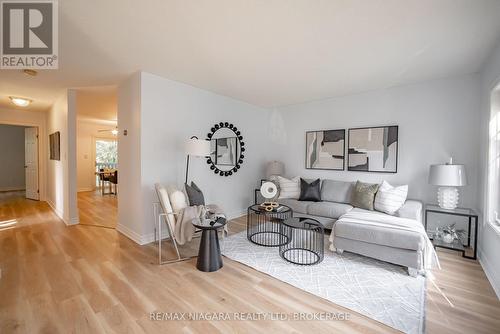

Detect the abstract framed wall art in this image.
[347,126,398,173]
[305,129,345,170]
[49,131,60,161]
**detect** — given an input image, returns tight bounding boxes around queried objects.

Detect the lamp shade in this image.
[428,164,467,187]
[185,138,211,157]
[266,161,284,178]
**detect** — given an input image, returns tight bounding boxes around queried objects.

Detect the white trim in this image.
[116,223,146,245]
[478,248,500,300]
[227,210,247,220]
[0,187,26,192]
[46,199,79,226]
[77,187,94,192]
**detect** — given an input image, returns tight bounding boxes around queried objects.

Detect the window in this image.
[95,138,118,186]
[487,88,500,230]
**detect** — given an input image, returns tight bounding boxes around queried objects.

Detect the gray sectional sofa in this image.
[278,179,426,275]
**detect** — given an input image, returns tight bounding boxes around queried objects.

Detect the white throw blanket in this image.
[175,204,226,245]
[329,209,440,270]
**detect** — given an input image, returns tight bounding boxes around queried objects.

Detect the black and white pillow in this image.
[374,181,408,215]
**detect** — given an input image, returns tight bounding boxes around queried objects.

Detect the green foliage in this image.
[96,140,117,163]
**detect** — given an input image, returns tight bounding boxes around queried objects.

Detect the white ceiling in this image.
[76,86,117,123]
[1,0,500,111]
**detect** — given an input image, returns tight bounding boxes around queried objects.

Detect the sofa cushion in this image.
[278,198,313,214]
[307,202,353,219]
[321,180,353,204]
[334,209,425,251]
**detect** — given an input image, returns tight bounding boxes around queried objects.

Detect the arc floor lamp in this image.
[185,136,211,184]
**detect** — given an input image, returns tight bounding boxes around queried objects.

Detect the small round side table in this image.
[280,217,324,265]
[247,204,292,247]
[192,217,226,272]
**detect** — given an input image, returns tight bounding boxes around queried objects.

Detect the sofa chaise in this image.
[278,179,429,275]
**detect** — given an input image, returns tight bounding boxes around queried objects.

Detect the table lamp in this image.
[428,158,467,210]
[266,160,285,179]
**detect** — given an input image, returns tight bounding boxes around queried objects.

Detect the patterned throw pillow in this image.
[350,181,380,210]
[374,180,408,215]
[185,181,205,206]
[277,176,300,199]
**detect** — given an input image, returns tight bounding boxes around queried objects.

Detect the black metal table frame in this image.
[279,218,324,266]
[247,205,292,247]
[424,206,478,260]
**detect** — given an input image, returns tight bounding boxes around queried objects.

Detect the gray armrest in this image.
[396,200,423,222]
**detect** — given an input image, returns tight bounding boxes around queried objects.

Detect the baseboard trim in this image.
[116,223,147,245]
[78,187,94,192]
[46,200,79,226]
[227,210,247,220]
[46,199,64,220]
[478,248,500,300]
[0,187,25,192]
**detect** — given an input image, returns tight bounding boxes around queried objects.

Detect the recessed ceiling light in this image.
[9,96,32,107]
[23,69,38,77]
[111,129,118,135]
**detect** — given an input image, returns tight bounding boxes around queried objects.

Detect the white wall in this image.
[0,124,27,191]
[117,72,143,242]
[76,119,116,192]
[0,108,47,199]
[274,74,481,208]
[117,71,270,244]
[47,91,79,225]
[478,40,500,298]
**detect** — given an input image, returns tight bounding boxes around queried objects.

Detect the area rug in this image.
[222,231,425,334]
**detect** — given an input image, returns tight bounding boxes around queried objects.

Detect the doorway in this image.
[0,124,39,200]
[75,86,118,229]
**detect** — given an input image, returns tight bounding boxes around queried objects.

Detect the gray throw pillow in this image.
[185,182,205,206]
[350,181,379,210]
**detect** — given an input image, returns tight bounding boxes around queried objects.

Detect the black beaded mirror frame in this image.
[206,122,245,177]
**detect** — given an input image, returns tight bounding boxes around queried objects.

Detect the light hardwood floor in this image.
[1,191,499,333]
[78,190,117,229]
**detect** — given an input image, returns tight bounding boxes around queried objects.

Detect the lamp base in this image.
[437,187,459,210]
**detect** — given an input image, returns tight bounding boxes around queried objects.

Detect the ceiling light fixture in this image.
[9,96,32,107]
[111,129,118,136]
[23,69,38,76]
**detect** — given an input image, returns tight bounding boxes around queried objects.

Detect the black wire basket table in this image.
[247,204,292,247]
[279,217,324,265]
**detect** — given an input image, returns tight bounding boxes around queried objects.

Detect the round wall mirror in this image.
[206,122,245,177]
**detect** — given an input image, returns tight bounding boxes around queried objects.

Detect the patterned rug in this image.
[222,231,425,334]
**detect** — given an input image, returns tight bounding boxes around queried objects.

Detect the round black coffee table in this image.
[247,204,293,247]
[280,217,324,265]
[192,217,226,272]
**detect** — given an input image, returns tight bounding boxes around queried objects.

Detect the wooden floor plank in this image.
[0,190,499,333]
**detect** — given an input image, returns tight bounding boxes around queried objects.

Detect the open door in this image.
[25,127,39,200]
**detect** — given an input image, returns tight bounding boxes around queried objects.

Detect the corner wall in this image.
[478,40,500,298]
[46,90,79,225]
[274,74,481,208]
[117,71,271,244]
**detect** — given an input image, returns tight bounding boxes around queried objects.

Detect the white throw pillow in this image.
[374,180,408,215]
[277,176,300,199]
[168,188,188,213]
